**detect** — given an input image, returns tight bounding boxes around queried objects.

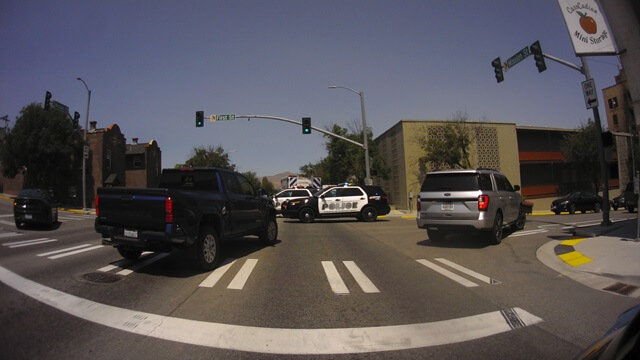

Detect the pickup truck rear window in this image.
[158,172,220,192]
[421,173,492,192]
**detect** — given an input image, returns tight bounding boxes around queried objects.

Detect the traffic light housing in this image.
[73,111,80,127]
[196,111,204,127]
[491,57,504,83]
[44,91,52,110]
[302,117,311,134]
[530,41,547,73]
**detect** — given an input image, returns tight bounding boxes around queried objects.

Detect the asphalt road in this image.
[0,200,638,359]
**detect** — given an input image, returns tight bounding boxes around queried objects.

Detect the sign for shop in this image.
[556,0,616,56]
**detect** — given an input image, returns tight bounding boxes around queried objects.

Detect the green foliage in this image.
[298,121,389,185]
[261,176,275,195]
[183,145,236,170]
[562,119,600,191]
[416,112,474,173]
[0,103,82,189]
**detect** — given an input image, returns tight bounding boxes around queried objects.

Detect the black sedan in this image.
[13,189,58,229]
[551,191,604,215]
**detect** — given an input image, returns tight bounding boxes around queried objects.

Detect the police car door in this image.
[318,188,340,215]
[337,187,368,214]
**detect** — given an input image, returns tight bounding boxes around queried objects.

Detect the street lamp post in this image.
[77,77,91,212]
[329,85,372,185]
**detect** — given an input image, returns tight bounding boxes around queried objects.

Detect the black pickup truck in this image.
[95,167,278,270]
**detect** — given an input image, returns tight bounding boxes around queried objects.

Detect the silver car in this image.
[416,169,525,244]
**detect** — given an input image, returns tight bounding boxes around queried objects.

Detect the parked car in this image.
[416,168,525,245]
[13,189,58,229]
[280,184,390,223]
[611,194,624,211]
[620,182,638,212]
[271,188,314,213]
[551,191,604,215]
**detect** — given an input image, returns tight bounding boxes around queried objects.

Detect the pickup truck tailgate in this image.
[97,188,169,231]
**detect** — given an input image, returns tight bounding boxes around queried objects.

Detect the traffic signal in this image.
[491,57,504,83]
[44,91,52,110]
[602,131,614,147]
[73,111,80,127]
[530,41,547,73]
[196,111,204,127]
[302,117,311,134]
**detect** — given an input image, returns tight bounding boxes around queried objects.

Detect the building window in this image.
[133,155,143,169]
[106,149,111,169]
[608,97,618,109]
[613,114,618,126]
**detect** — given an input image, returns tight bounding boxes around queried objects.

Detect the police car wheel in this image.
[299,208,316,223]
[361,206,378,222]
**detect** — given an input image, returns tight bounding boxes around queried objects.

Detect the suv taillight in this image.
[165,197,174,224]
[478,195,489,211]
[417,195,421,212]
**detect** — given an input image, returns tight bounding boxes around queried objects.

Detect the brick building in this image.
[125,138,162,188]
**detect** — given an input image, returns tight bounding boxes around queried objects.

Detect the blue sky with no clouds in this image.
[0,0,622,177]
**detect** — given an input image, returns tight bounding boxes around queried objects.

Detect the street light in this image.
[77,77,91,213]
[328,85,372,185]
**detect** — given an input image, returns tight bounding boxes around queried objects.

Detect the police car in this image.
[280,184,391,223]
[271,188,314,213]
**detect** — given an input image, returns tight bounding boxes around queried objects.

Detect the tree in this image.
[183,145,236,170]
[562,119,601,192]
[261,176,275,195]
[416,111,474,173]
[0,103,82,191]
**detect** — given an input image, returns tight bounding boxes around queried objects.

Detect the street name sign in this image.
[217,114,235,121]
[582,78,598,109]
[504,46,531,71]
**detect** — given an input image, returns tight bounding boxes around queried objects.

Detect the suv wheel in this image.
[299,207,316,223]
[513,208,526,231]
[484,212,503,245]
[569,203,577,214]
[360,206,378,222]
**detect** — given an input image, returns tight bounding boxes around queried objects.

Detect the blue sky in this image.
[1,0,622,177]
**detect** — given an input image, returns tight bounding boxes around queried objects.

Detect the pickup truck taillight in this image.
[478,195,489,211]
[95,195,99,216]
[165,197,173,224]
[417,195,421,212]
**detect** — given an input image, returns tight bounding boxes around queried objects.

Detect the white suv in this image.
[416,169,525,244]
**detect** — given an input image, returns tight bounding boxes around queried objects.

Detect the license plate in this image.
[441,203,454,211]
[124,229,138,238]
[25,214,33,220]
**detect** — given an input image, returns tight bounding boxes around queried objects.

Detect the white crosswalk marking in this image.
[0,220,17,226]
[37,244,93,257]
[416,259,479,287]
[322,261,350,295]
[199,259,236,288]
[116,253,169,275]
[343,261,380,293]
[434,258,500,285]
[47,245,104,259]
[0,232,23,239]
[227,259,258,290]
[3,238,58,248]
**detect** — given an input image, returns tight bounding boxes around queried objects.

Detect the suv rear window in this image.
[421,173,492,192]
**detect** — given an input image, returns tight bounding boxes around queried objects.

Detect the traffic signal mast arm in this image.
[236,115,364,148]
[541,52,583,73]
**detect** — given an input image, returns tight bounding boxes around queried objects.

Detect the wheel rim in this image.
[517,211,525,228]
[570,204,576,214]
[495,214,503,240]
[203,234,216,263]
[267,221,277,240]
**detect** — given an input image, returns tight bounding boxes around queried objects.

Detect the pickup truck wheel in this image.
[360,206,378,222]
[196,226,220,271]
[259,217,278,245]
[484,212,503,245]
[299,208,316,223]
[117,246,142,260]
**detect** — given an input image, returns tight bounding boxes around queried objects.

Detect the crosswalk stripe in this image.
[3,238,51,246]
[343,261,380,293]
[227,259,258,290]
[116,253,169,275]
[97,252,162,273]
[8,239,58,248]
[199,259,236,288]
[322,261,350,295]
[416,259,479,287]
[0,220,17,226]
[47,245,104,259]
[0,232,23,239]
[37,244,92,257]
[434,258,500,285]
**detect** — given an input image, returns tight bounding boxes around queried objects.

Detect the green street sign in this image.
[504,46,531,71]
[217,114,236,121]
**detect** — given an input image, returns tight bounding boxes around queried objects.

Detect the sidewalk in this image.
[537,218,640,298]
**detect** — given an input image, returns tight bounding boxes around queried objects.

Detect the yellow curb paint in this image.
[402,216,416,219]
[560,238,586,246]
[558,251,593,267]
